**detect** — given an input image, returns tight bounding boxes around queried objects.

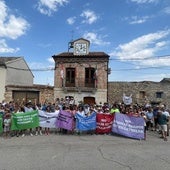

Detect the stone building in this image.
[108,78,170,108]
[52,38,110,105]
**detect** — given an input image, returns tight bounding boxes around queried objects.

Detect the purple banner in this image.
[56,110,74,130]
[112,113,144,140]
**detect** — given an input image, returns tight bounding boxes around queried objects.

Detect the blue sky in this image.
[0,0,170,85]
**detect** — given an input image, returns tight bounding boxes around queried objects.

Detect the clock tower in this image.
[73,38,90,55]
[53,37,110,106]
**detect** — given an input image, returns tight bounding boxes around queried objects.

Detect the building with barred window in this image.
[52,38,110,105]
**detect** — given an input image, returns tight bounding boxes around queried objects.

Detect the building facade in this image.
[108,78,170,108]
[0,57,54,104]
[52,38,110,105]
[0,57,34,102]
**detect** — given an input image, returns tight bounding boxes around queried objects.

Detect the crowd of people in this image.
[0,97,169,141]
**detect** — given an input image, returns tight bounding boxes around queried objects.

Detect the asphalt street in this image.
[0,131,170,170]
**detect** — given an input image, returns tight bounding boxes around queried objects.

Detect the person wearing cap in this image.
[22,99,34,137]
[157,110,168,141]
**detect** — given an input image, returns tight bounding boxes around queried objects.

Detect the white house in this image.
[0,57,34,102]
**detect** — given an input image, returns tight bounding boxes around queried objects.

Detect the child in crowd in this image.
[3,110,11,138]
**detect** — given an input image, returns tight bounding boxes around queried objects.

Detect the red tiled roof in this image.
[52,52,110,58]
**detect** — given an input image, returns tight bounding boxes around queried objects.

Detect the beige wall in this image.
[0,67,6,102]
[6,58,33,86]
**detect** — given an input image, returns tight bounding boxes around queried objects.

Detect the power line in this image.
[7,66,55,71]
[5,54,170,72]
[109,54,170,61]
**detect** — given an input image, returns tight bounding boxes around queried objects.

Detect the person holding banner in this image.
[35,103,43,136]
[54,105,61,134]
[104,107,111,115]
[44,105,51,135]
[76,105,86,117]
[22,101,34,137]
[141,111,147,140]
[75,105,86,134]
[12,103,25,137]
[56,105,74,134]
[110,103,120,115]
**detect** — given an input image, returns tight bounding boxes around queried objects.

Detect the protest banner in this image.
[38,110,58,128]
[75,112,96,131]
[112,113,145,140]
[11,110,39,130]
[56,110,74,130]
[0,114,3,133]
[96,113,114,134]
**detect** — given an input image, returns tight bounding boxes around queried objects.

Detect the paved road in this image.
[0,131,170,170]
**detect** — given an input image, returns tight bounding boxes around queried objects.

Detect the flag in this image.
[11,110,39,130]
[38,110,58,128]
[56,110,74,130]
[96,113,114,134]
[112,113,145,140]
[123,94,132,105]
[75,112,96,131]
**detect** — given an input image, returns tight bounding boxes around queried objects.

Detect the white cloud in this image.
[67,16,76,25]
[139,55,170,67]
[0,0,7,23]
[36,0,69,16]
[130,0,159,4]
[80,10,98,24]
[164,6,170,14]
[83,32,110,46]
[110,29,170,61]
[109,72,169,82]
[132,73,169,82]
[0,1,30,39]
[47,57,55,64]
[0,39,20,53]
[128,16,150,24]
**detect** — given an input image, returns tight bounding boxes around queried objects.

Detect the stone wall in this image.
[108,79,170,108]
[4,85,54,104]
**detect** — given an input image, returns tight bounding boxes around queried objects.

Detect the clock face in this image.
[75,43,87,54]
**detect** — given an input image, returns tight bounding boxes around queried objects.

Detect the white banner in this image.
[38,110,59,128]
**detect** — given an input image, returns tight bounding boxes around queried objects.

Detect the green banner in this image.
[11,110,39,130]
[0,114,3,133]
